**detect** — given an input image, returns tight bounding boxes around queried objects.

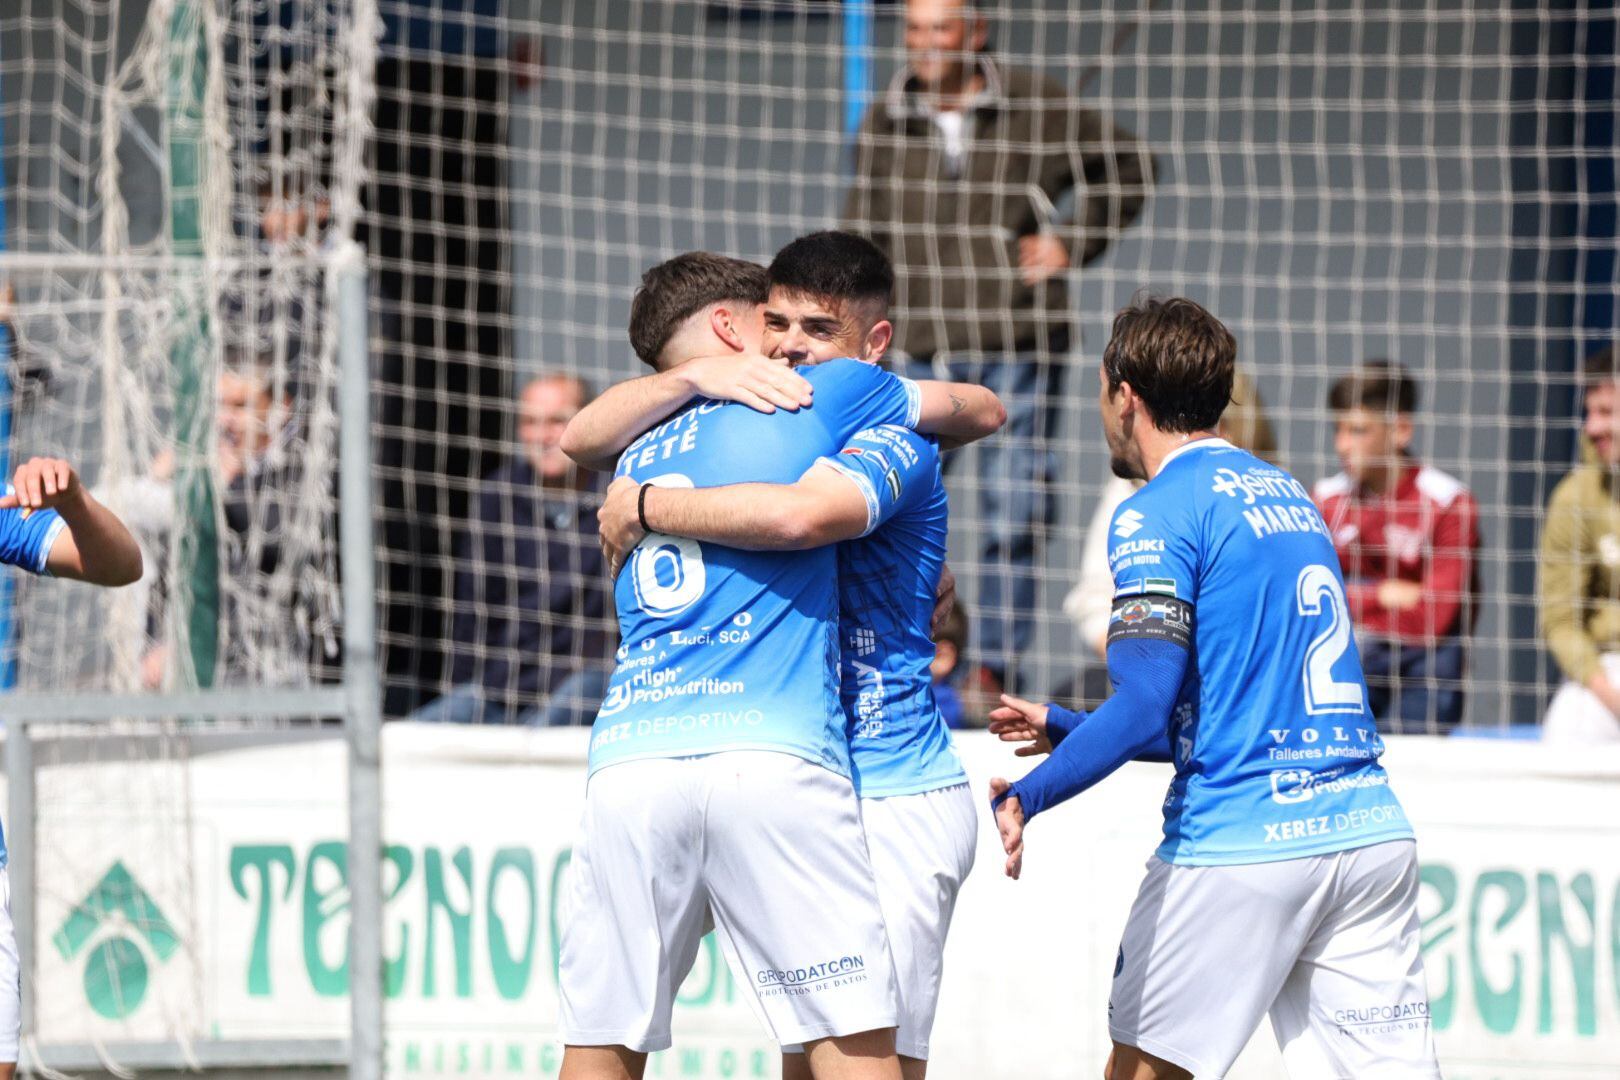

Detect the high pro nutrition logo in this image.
[53,862,179,1019]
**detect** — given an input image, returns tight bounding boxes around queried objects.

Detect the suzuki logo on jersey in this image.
[1114,509,1145,538]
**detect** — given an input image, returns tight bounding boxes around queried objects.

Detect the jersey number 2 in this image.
[1295,564,1365,715]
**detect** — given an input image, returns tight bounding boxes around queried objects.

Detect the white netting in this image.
[1,0,375,1061]
[2,0,375,695]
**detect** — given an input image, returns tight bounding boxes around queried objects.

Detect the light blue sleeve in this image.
[0,501,66,576]
[802,359,922,448]
[813,425,939,537]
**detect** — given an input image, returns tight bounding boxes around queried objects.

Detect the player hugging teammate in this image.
[555,232,1002,1080]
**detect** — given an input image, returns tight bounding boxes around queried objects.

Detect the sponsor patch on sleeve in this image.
[1107,594,1194,649]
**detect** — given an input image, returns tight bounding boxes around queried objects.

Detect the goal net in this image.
[1,0,374,1068]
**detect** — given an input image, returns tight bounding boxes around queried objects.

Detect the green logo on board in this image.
[52,862,179,1019]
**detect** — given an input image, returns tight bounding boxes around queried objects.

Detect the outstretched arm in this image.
[989,595,1191,880]
[561,354,814,471]
[0,457,143,586]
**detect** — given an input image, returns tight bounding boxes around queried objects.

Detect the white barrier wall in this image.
[24,727,1620,1079]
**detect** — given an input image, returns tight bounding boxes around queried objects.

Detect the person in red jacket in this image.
[1314,361,1480,732]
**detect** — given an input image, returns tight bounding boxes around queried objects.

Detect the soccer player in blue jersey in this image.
[987,297,1440,1080]
[0,454,142,1078]
[595,232,977,1080]
[555,253,1001,1080]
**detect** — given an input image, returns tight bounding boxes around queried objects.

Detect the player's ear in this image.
[710,305,745,353]
[863,319,893,364]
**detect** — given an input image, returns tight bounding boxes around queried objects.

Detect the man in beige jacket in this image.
[1540,344,1620,743]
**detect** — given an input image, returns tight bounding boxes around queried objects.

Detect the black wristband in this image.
[637,482,653,534]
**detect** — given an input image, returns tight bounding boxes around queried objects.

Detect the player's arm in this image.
[599,425,933,567]
[989,695,1172,761]
[912,380,1006,448]
[604,466,869,558]
[560,354,814,471]
[0,457,143,586]
[989,594,1190,880]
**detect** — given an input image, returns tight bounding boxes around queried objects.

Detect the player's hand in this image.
[598,476,646,576]
[1017,233,1069,285]
[0,457,84,512]
[987,694,1053,757]
[931,563,957,637]
[989,777,1025,880]
[677,352,813,414]
[1377,579,1423,612]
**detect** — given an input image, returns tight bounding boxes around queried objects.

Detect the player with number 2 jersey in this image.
[989,297,1440,1080]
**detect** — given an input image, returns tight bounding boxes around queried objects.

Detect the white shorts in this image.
[557,751,897,1052]
[1109,840,1440,1079]
[784,782,978,1060]
[1545,654,1620,744]
[0,868,17,1063]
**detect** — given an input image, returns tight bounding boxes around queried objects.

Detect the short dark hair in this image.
[627,252,769,368]
[1101,296,1236,434]
[1328,360,1418,416]
[767,230,893,314]
[1583,344,1618,386]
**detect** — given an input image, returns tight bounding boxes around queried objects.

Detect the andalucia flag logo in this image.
[53,862,179,1019]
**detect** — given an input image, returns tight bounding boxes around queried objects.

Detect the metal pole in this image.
[842,0,875,137]
[5,718,33,1048]
[335,241,383,1080]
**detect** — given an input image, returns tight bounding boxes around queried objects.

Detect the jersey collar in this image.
[1154,435,1233,477]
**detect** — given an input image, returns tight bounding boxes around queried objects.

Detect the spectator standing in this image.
[1315,361,1479,733]
[1540,346,1620,744]
[412,373,614,727]
[843,0,1153,696]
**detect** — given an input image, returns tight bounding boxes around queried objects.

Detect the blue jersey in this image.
[0,503,64,576]
[588,359,922,777]
[0,500,65,870]
[821,426,966,799]
[1109,438,1413,866]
